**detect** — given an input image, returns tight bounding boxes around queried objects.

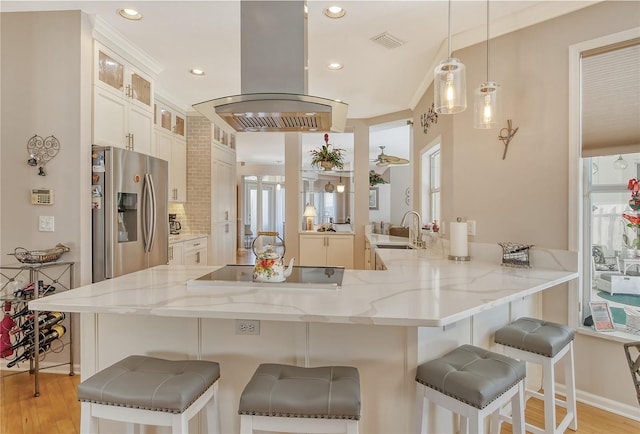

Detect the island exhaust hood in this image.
[192,1,348,133]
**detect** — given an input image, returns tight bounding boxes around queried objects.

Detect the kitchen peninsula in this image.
[31,245,577,433]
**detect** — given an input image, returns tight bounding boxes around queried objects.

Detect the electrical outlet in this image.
[235,319,260,335]
[467,220,476,236]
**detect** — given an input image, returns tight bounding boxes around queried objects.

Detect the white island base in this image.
[84,305,539,434]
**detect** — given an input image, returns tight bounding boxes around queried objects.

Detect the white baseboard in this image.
[555,383,640,422]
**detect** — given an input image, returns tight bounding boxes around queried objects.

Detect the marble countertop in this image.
[30,244,577,327]
[169,233,208,244]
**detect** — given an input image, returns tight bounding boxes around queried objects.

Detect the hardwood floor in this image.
[1,370,639,433]
[0,371,80,434]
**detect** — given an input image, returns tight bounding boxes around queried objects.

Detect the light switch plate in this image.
[39,216,55,232]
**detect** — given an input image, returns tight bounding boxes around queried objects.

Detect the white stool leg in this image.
[459,415,468,434]
[420,389,429,434]
[170,413,188,434]
[240,415,253,434]
[511,381,525,434]
[80,402,98,434]
[467,413,481,434]
[346,420,359,434]
[543,356,556,433]
[490,409,501,434]
[206,383,221,434]
[565,342,577,430]
[124,423,138,434]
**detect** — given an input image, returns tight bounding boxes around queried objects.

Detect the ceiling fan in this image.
[372,146,409,166]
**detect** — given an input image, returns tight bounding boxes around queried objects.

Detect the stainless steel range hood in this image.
[192,1,348,133]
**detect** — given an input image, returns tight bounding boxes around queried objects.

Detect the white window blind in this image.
[581,38,640,157]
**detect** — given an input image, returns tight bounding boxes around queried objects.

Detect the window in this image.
[583,154,640,331]
[421,143,441,225]
[573,30,640,336]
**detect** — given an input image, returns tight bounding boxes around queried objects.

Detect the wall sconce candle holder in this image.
[26,134,60,176]
[420,103,438,134]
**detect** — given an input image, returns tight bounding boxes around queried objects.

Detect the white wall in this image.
[1,10,93,370]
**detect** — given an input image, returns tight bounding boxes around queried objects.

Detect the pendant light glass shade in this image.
[336,176,345,193]
[474,0,501,129]
[434,0,467,114]
[614,155,628,170]
[474,81,501,128]
[434,58,467,114]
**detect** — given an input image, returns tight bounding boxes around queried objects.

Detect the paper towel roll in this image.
[449,221,469,258]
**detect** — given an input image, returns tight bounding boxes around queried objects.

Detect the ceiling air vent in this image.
[370,32,405,49]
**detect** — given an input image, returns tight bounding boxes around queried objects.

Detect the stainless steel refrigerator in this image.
[92,146,168,282]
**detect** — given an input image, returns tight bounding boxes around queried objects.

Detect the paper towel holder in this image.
[448,217,471,261]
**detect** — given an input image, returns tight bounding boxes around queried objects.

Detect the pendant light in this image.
[434,0,467,114]
[474,0,501,129]
[614,155,628,170]
[336,176,345,193]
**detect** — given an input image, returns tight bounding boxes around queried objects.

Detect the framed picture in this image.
[589,301,615,332]
[369,188,379,210]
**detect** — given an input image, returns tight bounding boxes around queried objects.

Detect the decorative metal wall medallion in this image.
[420,103,438,134]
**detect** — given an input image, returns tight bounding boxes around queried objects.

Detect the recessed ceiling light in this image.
[324,6,346,19]
[327,63,343,70]
[117,8,142,20]
[189,68,205,76]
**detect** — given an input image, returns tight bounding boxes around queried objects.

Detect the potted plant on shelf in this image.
[310,133,344,170]
[369,170,388,187]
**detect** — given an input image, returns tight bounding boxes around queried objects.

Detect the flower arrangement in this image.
[310,133,345,170]
[622,178,640,250]
[369,170,388,186]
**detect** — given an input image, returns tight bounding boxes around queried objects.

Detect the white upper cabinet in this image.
[154,99,187,202]
[156,100,186,138]
[92,43,154,154]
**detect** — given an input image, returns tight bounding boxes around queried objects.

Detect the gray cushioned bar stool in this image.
[77,355,221,434]
[415,344,526,434]
[238,363,361,434]
[494,317,577,434]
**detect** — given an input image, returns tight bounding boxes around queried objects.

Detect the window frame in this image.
[421,139,441,226]
[569,27,640,340]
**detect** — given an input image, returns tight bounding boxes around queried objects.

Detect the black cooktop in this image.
[188,265,344,289]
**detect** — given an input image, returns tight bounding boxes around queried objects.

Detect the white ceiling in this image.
[2,1,599,164]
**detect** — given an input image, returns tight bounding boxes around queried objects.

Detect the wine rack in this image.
[0,261,74,397]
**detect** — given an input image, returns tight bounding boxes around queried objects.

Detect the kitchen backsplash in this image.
[174,114,213,235]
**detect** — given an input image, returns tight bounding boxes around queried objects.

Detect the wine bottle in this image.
[15,312,65,334]
[9,330,44,351]
[10,305,31,320]
[6,344,50,368]
[9,324,66,352]
[40,324,66,344]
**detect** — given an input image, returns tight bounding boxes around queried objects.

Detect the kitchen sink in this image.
[375,244,414,250]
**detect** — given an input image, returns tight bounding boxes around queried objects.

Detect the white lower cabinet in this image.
[299,234,354,268]
[211,222,235,266]
[169,236,207,265]
[183,241,208,266]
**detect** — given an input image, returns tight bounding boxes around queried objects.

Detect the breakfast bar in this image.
[30,244,577,433]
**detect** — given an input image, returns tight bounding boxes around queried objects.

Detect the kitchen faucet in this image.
[401,210,423,248]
